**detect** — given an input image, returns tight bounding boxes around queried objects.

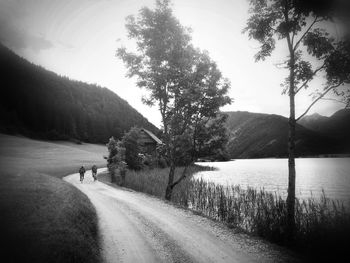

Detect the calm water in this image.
[195,158,350,204]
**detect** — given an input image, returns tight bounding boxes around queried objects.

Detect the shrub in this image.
[143,154,156,168]
[122,127,143,170]
[157,156,168,168]
[106,136,127,183]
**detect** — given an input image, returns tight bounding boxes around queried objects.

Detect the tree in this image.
[117,0,231,200]
[122,127,143,170]
[244,0,350,235]
[194,114,230,161]
[106,136,127,184]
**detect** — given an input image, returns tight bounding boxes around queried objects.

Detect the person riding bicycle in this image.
[79,166,86,183]
[91,165,98,181]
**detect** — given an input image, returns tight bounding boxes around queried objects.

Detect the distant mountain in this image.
[224,111,343,159]
[299,109,350,142]
[0,44,157,143]
[298,113,329,131]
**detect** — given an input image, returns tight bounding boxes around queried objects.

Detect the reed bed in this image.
[124,165,212,198]
[123,166,350,256]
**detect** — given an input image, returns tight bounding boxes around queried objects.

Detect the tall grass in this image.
[123,166,350,258]
[124,165,212,199]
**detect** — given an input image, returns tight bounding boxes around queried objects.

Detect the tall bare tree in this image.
[244,0,350,234]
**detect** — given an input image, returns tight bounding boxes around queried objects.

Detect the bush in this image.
[143,154,156,168]
[106,136,126,184]
[122,127,143,170]
[157,156,168,168]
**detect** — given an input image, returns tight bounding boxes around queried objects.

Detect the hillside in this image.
[298,113,329,131]
[299,109,350,143]
[0,134,107,262]
[224,111,343,158]
[0,44,157,143]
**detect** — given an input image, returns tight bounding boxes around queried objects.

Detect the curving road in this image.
[64,170,299,263]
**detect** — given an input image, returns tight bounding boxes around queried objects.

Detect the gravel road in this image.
[64,170,300,263]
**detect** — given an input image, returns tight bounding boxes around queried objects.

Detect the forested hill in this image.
[299,109,350,142]
[224,111,344,159]
[0,44,157,143]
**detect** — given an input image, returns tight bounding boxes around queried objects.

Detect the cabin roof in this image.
[140,128,162,144]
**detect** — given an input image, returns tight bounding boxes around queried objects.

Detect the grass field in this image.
[0,134,107,177]
[0,134,107,262]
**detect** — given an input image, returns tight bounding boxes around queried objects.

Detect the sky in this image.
[0,0,346,127]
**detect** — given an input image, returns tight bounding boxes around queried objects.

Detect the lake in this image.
[195,158,350,205]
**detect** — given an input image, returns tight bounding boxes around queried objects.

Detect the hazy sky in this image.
[0,0,345,127]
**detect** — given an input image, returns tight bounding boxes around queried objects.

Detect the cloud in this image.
[57,40,75,50]
[26,34,54,52]
[0,1,53,52]
[0,19,53,52]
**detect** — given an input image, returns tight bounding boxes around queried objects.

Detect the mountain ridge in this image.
[0,44,158,143]
[223,110,345,159]
[299,108,350,147]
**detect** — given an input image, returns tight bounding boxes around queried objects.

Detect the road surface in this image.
[64,170,299,263]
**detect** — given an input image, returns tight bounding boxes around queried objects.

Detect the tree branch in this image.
[296,83,342,121]
[295,62,326,94]
[291,28,297,47]
[320,97,347,105]
[293,17,321,51]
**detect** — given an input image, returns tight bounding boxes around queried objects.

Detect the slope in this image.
[0,44,157,143]
[299,109,350,147]
[224,111,342,158]
[0,134,107,262]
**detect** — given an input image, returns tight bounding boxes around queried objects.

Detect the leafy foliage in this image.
[244,0,350,104]
[106,137,126,183]
[244,0,350,232]
[117,0,231,199]
[194,114,230,161]
[121,127,143,170]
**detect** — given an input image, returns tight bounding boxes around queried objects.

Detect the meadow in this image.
[107,165,350,261]
[0,134,106,263]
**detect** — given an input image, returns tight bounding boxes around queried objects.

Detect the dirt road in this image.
[64,170,299,263]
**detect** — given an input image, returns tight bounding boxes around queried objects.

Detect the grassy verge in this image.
[108,165,350,261]
[0,134,107,262]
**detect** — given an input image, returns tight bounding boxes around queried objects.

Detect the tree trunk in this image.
[120,169,126,186]
[111,169,116,183]
[287,53,296,237]
[287,102,296,234]
[165,163,175,200]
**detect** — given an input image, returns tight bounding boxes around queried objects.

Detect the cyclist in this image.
[91,165,98,181]
[79,166,86,183]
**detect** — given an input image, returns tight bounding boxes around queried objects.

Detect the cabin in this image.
[139,128,163,156]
